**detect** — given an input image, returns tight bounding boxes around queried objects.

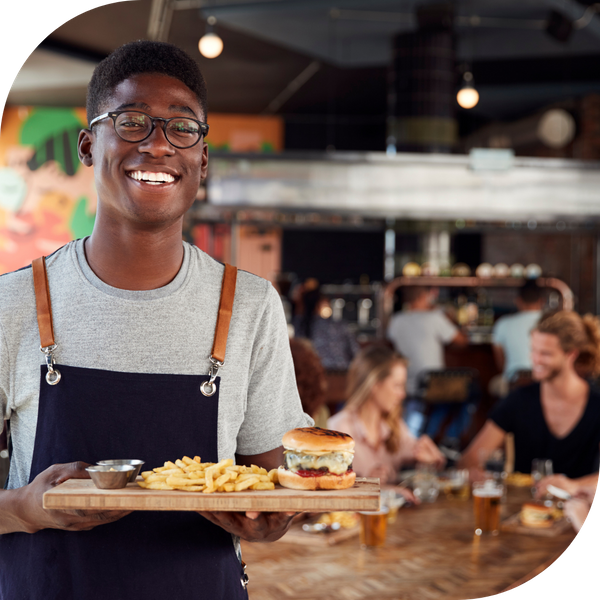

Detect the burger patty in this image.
[284,449,354,475]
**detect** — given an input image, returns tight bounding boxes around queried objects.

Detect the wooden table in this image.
[240,487,575,600]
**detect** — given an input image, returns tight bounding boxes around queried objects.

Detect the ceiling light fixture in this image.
[457,71,479,109]
[199,16,223,59]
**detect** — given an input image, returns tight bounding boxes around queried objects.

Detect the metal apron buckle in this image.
[200,357,223,397]
[241,560,249,589]
[41,344,61,385]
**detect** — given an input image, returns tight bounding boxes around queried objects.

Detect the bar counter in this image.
[241,487,575,600]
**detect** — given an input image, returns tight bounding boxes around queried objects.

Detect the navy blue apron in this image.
[0,260,248,600]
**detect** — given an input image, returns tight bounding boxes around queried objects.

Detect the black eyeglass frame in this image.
[89,110,209,149]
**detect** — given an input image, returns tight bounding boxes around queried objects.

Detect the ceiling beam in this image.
[550,0,600,40]
[147,0,177,41]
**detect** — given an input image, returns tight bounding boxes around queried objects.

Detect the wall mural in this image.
[0,106,97,274]
[0,108,283,275]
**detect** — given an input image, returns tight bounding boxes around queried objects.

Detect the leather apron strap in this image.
[211,263,238,364]
[31,256,238,369]
[31,257,55,349]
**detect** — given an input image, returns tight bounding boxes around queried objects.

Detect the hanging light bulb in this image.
[199,16,223,59]
[456,71,479,109]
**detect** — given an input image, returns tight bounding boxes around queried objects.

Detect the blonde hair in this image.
[345,345,407,454]
[535,311,600,377]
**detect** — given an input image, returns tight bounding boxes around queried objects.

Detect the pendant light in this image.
[199,16,223,59]
[456,71,479,109]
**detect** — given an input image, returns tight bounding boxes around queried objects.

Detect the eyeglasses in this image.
[89,110,209,149]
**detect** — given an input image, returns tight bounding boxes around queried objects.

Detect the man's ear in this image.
[78,129,94,167]
[200,141,209,181]
[567,349,579,366]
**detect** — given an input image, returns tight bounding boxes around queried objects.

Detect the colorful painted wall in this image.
[0,106,96,274]
[0,108,283,274]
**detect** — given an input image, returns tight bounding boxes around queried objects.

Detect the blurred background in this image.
[1,0,600,411]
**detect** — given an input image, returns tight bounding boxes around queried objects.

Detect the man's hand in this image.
[564,498,590,532]
[414,435,446,470]
[199,510,296,543]
[197,446,294,542]
[9,462,131,534]
[535,474,580,499]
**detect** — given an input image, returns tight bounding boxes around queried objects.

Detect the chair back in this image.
[418,368,479,404]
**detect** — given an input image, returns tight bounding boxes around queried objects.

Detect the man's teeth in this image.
[128,171,175,184]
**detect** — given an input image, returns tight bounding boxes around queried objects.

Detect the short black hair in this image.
[518,280,543,304]
[86,40,208,124]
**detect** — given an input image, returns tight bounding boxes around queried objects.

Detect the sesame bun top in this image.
[282,427,355,453]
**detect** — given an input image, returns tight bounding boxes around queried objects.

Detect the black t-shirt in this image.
[489,382,600,478]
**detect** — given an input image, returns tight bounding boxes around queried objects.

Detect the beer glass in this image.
[359,507,389,548]
[412,463,439,503]
[472,480,503,536]
[440,469,470,500]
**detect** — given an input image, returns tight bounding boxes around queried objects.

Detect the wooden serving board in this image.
[501,511,572,536]
[43,477,379,513]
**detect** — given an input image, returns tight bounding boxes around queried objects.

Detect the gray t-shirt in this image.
[387,309,458,395]
[0,238,312,489]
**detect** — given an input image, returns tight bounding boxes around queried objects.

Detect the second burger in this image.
[278,427,356,490]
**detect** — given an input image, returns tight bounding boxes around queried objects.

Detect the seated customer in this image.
[459,311,600,490]
[492,280,543,393]
[386,285,468,435]
[289,338,329,428]
[328,345,446,488]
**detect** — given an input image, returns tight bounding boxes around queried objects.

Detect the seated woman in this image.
[458,311,600,493]
[328,345,446,489]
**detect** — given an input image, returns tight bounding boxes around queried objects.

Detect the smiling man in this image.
[459,311,600,491]
[0,41,311,599]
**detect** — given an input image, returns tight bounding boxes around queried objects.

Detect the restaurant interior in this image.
[1,0,600,598]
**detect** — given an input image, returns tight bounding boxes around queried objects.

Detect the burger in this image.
[278,427,356,490]
[520,502,554,528]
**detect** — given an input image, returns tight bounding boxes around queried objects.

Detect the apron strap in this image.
[211,264,238,364]
[30,256,237,389]
[31,257,55,349]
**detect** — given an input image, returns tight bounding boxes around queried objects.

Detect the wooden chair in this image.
[416,368,480,445]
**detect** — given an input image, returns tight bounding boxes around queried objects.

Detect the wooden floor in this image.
[241,487,574,600]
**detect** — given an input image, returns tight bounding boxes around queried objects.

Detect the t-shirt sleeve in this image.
[235,282,313,455]
[0,321,10,432]
[435,311,458,344]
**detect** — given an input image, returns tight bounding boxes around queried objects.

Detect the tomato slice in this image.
[295,469,353,478]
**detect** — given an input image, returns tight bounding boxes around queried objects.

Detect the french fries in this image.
[138,455,278,493]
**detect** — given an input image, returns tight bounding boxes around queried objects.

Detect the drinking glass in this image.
[412,463,439,503]
[531,458,553,503]
[359,507,389,548]
[440,469,470,500]
[472,480,503,536]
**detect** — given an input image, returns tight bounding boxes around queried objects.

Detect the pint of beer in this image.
[472,480,503,536]
[359,508,389,548]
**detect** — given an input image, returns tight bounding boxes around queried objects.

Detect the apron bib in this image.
[0,260,248,600]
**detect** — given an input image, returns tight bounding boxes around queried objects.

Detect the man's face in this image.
[530,330,574,382]
[79,73,208,228]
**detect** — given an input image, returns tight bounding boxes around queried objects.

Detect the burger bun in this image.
[277,466,356,490]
